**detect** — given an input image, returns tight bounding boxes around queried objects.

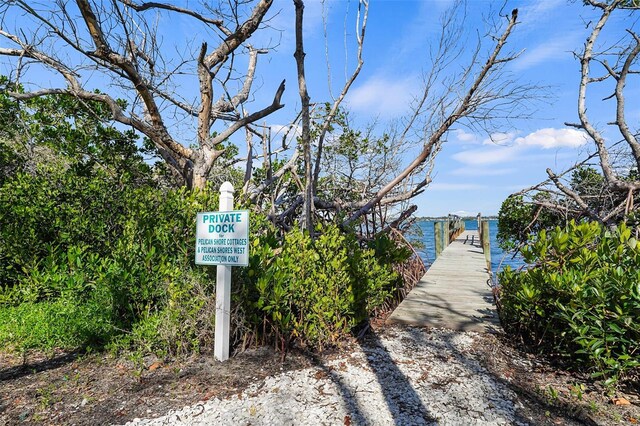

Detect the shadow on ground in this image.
[0,351,81,382]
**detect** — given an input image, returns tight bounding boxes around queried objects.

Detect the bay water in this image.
[413,219,524,274]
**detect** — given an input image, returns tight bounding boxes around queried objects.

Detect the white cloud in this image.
[515,128,588,149]
[482,132,517,146]
[452,146,521,166]
[480,128,589,149]
[347,75,418,118]
[271,124,300,136]
[518,0,564,24]
[270,124,301,146]
[452,128,588,166]
[527,0,564,15]
[450,210,477,217]
[452,129,480,144]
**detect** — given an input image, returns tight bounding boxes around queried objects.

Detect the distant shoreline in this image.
[416,216,498,221]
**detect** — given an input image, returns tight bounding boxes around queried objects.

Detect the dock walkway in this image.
[387,230,500,332]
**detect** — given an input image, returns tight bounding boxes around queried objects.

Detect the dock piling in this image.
[434,221,443,258]
[480,220,491,271]
[443,220,450,246]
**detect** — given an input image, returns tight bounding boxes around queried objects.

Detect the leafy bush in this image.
[497,194,563,250]
[0,298,114,353]
[0,163,220,355]
[498,221,640,386]
[0,163,402,355]
[0,87,414,358]
[238,223,398,350]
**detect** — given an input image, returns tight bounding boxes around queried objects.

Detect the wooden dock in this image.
[387,230,500,332]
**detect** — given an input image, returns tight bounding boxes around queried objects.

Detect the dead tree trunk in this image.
[0,0,285,189]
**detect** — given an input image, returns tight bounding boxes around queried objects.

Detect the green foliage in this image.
[23,94,147,175]
[312,104,395,205]
[367,233,412,266]
[0,156,220,354]
[115,270,215,357]
[0,161,402,355]
[0,76,20,138]
[251,158,300,205]
[497,194,563,250]
[0,78,25,182]
[0,89,410,357]
[239,223,398,349]
[498,221,640,386]
[0,83,155,184]
[0,298,114,353]
[570,167,604,199]
[570,166,621,217]
[0,170,129,287]
[498,167,633,250]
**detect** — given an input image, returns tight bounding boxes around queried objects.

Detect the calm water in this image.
[413,220,524,273]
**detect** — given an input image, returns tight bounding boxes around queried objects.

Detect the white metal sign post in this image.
[195,182,249,361]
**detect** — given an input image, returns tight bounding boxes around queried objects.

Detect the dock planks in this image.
[387,230,500,332]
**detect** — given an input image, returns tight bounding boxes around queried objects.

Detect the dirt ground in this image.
[0,328,638,425]
[0,345,317,425]
[476,333,640,426]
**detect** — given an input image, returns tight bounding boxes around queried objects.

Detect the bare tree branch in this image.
[203,0,272,69]
[311,0,368,191]
[344,8,521,227]
[116,0,233,35]
[247,150,301,203]
[505,1,640,231]
[576,0,624,187]
[546,168,600,221]
[614,29,640,169]
[293,0,313,233]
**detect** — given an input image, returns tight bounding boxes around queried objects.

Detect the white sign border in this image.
[195,209,250,267]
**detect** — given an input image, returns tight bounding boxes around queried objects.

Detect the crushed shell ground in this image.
[123,327,579,426]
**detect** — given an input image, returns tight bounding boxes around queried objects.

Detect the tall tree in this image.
[291,0,368,233]
[0,0,284,189]
[249,3,538,234]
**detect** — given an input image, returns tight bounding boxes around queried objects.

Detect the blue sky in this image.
[249,0,639,216]
[3,0,638,217]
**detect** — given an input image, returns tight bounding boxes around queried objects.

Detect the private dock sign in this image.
[195,210,249,266]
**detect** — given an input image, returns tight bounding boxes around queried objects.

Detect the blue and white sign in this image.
[195,210,249,266]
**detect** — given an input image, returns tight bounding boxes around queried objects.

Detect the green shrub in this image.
[0,298,114,352]
[238,223,397,350]
[0,90,223,357]
[499,221,640,386]
[0,156,407,356]
[0,165,220,354]
[497,194,564,250]
[0,169,131,288]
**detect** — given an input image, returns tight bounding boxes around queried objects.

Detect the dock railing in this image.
[449,215,465,241]
[434,215,465,258]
